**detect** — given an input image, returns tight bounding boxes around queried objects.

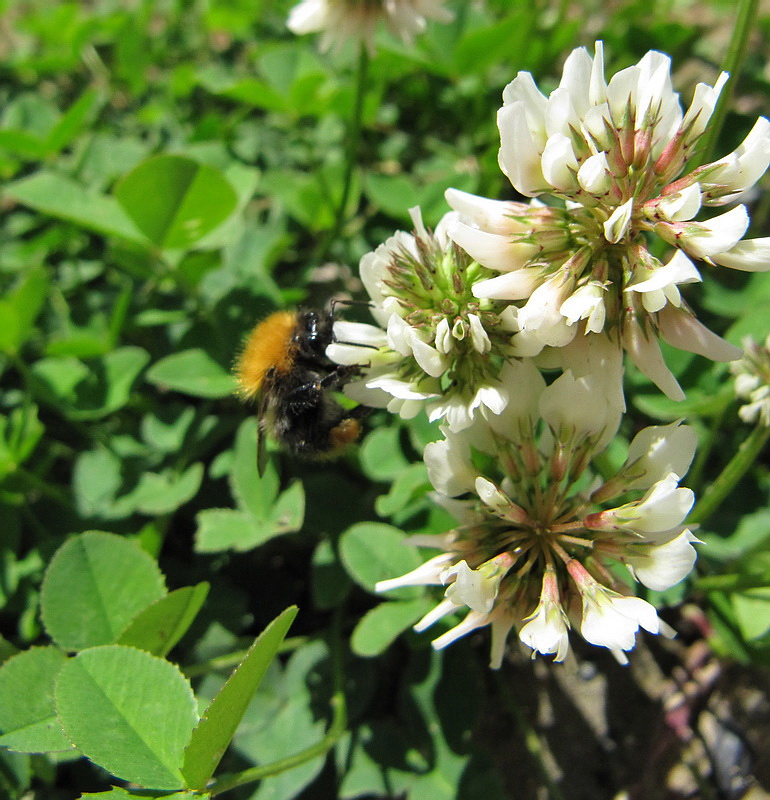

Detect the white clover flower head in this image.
[328,208,522,431]
[377,417,699,666]
[730,334,770,426]
[287,0,453,54]
[446,42,770,399]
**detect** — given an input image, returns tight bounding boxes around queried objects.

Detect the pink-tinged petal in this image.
[658,305,742,362]
[623,318,685,401]
[710,237,770,272]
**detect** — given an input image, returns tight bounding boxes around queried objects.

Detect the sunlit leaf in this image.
[55,646,197,791]
[114,155,238,250]
[40,532,166,651]
[181,606,298,790]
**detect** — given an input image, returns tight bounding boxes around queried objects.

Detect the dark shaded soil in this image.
[484,605,770,800]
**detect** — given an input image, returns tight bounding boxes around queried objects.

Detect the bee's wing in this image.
[256,391,270,477]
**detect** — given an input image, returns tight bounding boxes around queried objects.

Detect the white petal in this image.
[424,436,476,496]
[375,553,456,593]
[498,102,548,196]
[658,306,742,362]
[448,220,539,271]
[577,151,611,195]
[604,198,634,243]
[676,205,750,259]
[682,72,729,143]
[541,133,579,192]
[444,188,529,234]
[623,318,685,401]
[624,420,698,489]
[629,531,698,591]
[711,237,770,272]
[468,313,491,354]
[410,335,448,377]
[655,183,703,222]
[472,269,543,300]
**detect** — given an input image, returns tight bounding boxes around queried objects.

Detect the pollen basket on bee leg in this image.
[235,311,298,400]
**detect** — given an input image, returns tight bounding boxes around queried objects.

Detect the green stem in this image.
[687,424,770,526]
[315,45,369,264]
[694,0,759,168]
[695,572,770,592]
[206,615,346,797]
[182,635,309,679]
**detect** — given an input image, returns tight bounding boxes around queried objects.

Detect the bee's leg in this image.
[318,364,360,390]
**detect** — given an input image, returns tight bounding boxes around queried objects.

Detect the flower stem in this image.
[687,424,770,526]
[206,614,347,797]
[315,45,369,264]
[694,0,759,168]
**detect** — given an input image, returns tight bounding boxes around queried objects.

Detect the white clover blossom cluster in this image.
[323,43,763,667]
[328,208,519,432]
[731,334,770,425]
[287,0,453,53]
[447,42,770,401]
[377,401,700,666]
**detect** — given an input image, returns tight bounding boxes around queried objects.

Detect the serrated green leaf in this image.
[231,640,328,800]
[146,349,236,398]
[114,155,238,249]
[41,532,166,651]
[350,597,433,657]
[4,172,146,242]
[0,647,72,753]
[117,584,210,657]
[181,606,297,790]
[339,522,423,599]
[55,646,198,791]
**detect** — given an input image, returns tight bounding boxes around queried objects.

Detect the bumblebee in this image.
[235,308,364,474]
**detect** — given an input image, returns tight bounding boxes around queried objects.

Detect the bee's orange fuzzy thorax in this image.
[235,311,297,400]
